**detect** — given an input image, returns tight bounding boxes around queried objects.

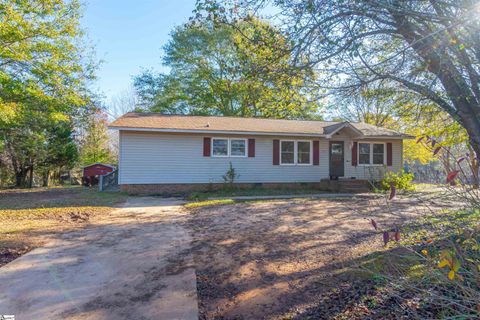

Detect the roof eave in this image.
[357,135,413,140]
[109,126,328,138]
[81,162,116,170]
[109,126,413,139]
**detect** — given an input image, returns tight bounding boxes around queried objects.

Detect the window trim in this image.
[357,141,386,166]
[229,138,248,158]
[280,140,313,166]
[280,140,296,165]
[296,140,313,166]
[358,142,371,165]
[211,137,230,157]
[211,137,248,158]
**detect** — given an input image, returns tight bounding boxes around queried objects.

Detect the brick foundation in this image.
[119,182,330,196]
[119,180,371,196]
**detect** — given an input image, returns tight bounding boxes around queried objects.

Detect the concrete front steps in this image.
[320,179,372,193]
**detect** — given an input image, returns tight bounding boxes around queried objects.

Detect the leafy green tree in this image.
[209,0,480,157]
[78,111,114,167]
[37,122,78,187]
[334,85,474,177]
[1,107,77,187]
[0,0,96,187]
[0,0,95,114]
[134,17,321,119]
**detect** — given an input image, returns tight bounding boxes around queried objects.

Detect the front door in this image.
[329,141,344,179]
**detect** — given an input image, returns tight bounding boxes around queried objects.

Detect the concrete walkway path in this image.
[0,197,198,320]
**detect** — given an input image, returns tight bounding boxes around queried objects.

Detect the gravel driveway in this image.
[0,197,198,320]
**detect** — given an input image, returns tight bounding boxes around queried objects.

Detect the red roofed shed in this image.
[82,163,115,177]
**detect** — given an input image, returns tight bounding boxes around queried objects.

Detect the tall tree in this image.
[134,16,321,119]
[107,87,140,120]
[209,0,480,156]
[0,0,96,186]
[37,122,78,187]
[78,111,114,166]
[332,87,405,127]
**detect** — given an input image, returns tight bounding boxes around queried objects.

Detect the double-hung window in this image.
[372,143,385,165]
[230,139,246,157]
[212,138,229,157]
[359,143,371,165]
[297,141,312,165]
[212,138,247,157]
[280,140,312,165]
[358,142,385,165]
[281,141,295,164]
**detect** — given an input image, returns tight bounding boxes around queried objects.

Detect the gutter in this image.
[108,126,410,139]
[108,126,328,137]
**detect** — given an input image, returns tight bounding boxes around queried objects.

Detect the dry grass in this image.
[185,193,457,319]
[184,199,235,209]
[0,186,127,266]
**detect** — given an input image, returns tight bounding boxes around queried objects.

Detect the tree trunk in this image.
[472,157,479,189]
[467,133,480,165]
[390,9,480,161]
[42,170,50,187]
[440,147,452,175]
[15,169,27,187]
[28,165,34,188]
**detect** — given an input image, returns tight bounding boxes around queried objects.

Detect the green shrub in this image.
[222,162,239,189]
[379,170,414,191]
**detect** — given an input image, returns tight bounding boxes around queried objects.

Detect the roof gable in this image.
[324,122,363,137]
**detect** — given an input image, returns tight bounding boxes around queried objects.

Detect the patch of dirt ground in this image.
[186,194,455,319]
[0,186,127,266]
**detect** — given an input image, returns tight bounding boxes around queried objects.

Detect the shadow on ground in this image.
[185,196,452,319]
[0,197,198,320]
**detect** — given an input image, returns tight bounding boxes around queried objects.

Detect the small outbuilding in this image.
[82,163,115,178]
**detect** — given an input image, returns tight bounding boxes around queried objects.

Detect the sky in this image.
[82,0,197,104]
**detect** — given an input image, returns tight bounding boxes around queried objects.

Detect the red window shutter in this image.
[313,141,320,165]
[273,140,280,165]
[387,142,393,166]
[352,142,358,166]
[248,139,255,157]
[203,137,211,157]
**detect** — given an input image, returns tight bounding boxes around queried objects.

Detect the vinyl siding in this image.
[333,133,403,180]
[118,131,403,185]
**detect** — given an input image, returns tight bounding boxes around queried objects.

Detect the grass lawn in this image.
[351,207,480,319]
[0,186,127,266]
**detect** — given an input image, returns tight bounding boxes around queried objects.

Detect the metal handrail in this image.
[99,170,118,191]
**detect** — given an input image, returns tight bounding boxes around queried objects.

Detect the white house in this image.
[109,113,412,194]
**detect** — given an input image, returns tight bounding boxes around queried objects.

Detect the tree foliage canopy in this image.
[0,0,97,186]
[207,0,480,155]
[78,111,114,167]
[134,16,321,119]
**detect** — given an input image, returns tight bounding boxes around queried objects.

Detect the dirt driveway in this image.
[0,192,454,319]
[187,194,452,319]
[0,197,198,320]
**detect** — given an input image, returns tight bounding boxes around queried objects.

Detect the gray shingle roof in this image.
[109,113,412,138]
